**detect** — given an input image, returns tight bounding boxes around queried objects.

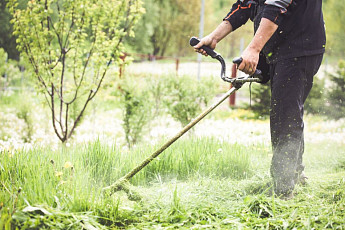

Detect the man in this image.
[194,0,326,199]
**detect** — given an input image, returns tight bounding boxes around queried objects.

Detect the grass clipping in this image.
[102,178,142,201]
[10,205,106,230]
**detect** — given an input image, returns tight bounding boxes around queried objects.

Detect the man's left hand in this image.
[238,47,260,76]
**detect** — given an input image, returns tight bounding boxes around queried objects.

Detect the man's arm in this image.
[238,18,278,75]
[240,0,295,75]
[193,21,233,56]
[194,0,252,55]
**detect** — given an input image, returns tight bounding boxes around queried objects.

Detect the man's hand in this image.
[193,36,218,57]
[238,47,260,76]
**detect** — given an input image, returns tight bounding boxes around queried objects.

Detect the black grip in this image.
[232,57,262,77]
[232,57,243,65]
[189,37,219,58]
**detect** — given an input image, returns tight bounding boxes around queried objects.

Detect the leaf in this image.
[82,221,99,230]
[22,206,52,216]
[12,211,29,222]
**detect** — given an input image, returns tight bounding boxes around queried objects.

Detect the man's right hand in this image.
[193,35,218,57]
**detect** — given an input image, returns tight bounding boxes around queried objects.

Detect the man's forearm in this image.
[194,21,233,53]
[239,18,278,75]
[208,20,233,43]
[248,18,278,53]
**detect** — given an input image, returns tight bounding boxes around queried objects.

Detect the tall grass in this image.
[0,137,261,228]
[0,137,257,210]
[1,137,345,228]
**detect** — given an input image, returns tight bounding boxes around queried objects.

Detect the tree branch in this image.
[50,85,64,142]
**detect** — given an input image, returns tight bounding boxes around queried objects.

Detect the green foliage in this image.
[147,76,169,117]
[246,83,271,118]
[11,206,107,230]
[0,48,23,89]
[0,91,36,143]
[305,75,328,115]
[7,0,144,142]
[0,48,7,77]
[0,0,24,60]
[323,0,345,56]
[127,0,200,57]
[117,77,153,148]
[163,75,216,127]
[326,60,345,119]
[15,95,34,143]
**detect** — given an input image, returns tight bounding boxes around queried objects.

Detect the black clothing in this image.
[223,0,326,195]
[269,54,323,195]
[223,0,326,64]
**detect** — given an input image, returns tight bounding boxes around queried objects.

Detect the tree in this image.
[8,0,144,143]
[0,0,20,60]
[128,0,200,57]
[323,0,345,56]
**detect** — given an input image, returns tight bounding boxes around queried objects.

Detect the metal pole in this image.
[197,0,205,80]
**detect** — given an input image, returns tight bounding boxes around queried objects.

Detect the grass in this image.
[1,136,344,229]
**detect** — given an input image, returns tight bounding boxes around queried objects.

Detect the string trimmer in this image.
[102,37,263,200]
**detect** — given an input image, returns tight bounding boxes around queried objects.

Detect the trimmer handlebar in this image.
[189,37,220,59]
[232,57,262,78]
[190,37,263,88]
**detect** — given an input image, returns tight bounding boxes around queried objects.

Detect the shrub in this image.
[0,48,23,90]
[325,60,345,119]
[147,76,169,117]
[305,75,328,115]
[16,95,34,143]
[117,77,153,148]
[0,92,35,143]
[163,75,216,127]
[246,83,271,118]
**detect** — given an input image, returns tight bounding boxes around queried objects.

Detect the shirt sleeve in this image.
[223,0,254,31]
[262,0,294,25]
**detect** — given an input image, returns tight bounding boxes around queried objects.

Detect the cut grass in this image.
[0,138,344,229]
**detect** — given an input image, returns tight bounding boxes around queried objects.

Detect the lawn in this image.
[1,133,344,229]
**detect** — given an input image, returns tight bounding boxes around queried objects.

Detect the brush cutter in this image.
[102,37,263,200]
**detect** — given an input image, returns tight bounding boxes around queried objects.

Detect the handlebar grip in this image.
[232,57,243,65]
[232,57,262,76]
[189,37,219,58]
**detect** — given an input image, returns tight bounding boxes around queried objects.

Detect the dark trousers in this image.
[269,54,323,195]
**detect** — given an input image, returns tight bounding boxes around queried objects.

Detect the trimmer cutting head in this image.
[102,178,142,201]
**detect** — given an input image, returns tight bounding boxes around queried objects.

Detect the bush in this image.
[163,75,216,127]
[16,95,34,143]
[0,48,23,90]
[117,77,153,148]
[147,76,169,117]
[305,75,328,115]
[325,60,345,119]
[245,83,271,118]
[0,92,35,143]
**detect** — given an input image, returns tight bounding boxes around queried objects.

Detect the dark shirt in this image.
[223,0,326,63]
